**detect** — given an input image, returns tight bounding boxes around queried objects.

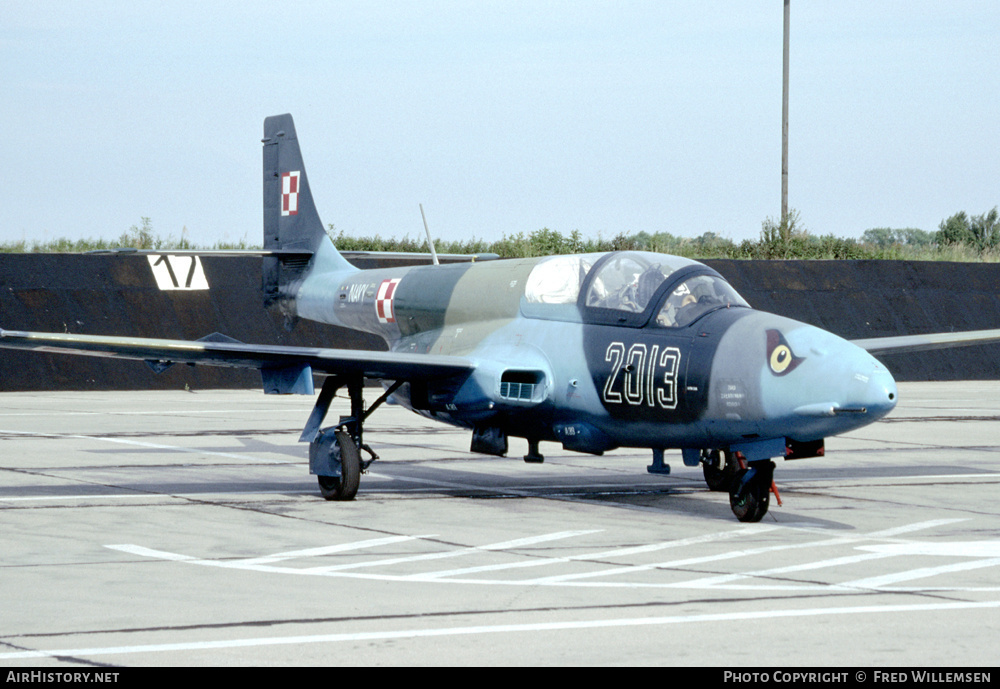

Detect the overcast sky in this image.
[3,1,997,247]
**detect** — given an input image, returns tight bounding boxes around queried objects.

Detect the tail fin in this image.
[261,114,354,309]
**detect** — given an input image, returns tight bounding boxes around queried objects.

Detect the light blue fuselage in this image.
[293,247,898,457]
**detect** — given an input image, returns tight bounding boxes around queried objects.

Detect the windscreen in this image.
[656,274,749,327]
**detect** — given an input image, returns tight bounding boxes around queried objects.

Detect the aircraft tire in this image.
[703,450,736,492]
[316,429,361,501]
[729,461,773,522]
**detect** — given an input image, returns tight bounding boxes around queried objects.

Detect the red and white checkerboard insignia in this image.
[375,278,401,324]
[281,171,301,216]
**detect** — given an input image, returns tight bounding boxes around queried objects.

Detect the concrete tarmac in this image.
[1,382,998,667]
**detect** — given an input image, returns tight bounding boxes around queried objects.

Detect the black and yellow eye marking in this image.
[766,329,804,376]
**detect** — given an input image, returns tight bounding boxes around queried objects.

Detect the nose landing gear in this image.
[729,459,776,522]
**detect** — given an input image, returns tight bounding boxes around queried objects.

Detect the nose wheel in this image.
[729,460,775,522]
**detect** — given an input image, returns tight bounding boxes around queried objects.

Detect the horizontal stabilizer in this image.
[85,248,314,259]
[340,251,500,264]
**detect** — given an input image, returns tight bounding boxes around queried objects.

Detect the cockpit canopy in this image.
[523,251,749,328]
[655,273,749,327]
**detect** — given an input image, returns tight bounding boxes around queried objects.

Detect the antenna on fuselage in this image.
[419,203,440,266]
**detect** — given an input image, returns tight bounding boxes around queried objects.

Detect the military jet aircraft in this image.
[3,114,1000,521]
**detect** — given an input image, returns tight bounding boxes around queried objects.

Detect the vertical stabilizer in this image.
[261,114,355,312]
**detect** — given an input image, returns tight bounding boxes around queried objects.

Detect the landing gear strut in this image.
[302,375,402,501]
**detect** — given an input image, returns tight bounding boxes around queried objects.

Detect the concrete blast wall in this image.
[706,259,1000,381]
[0,254,383,392]
[2,254,999,391]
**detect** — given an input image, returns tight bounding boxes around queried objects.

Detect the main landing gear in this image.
[701,449,736,492]
[302,375,402,501]
[311,428,361,500]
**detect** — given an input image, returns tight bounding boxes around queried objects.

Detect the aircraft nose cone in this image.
[854,361,898,421]
[762,322,899,433]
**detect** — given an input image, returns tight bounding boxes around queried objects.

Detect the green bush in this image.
[5,210,1000,262]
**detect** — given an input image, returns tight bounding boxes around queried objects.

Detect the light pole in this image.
[781,0,790,237]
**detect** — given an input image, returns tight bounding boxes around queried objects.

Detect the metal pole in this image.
[781,0,790,234]
[419,203,440,266]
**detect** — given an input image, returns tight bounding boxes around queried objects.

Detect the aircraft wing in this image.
[851,328,1000,354]
[0,327,473,384]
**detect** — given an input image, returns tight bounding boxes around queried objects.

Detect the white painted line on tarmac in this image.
[526,519,965,585]
[782,473,1000,483]
[0,489,317,502]
[100,520,982,593]
[656,519,972,590]
[104,531,602,577]
[106,544,196,562]
[1,493,149,502]
[841,557,1000,590]
[234,535,440,566]
[682,552,897,589]
[3,600,999,661]
[864,518,968,537]
[107,535,441,569]
[300,530,602,574]
[0,428,289,464]
[409,525,779,581]
[858,540,1000,557]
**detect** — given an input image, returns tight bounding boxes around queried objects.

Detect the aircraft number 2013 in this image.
[602,342,682,409]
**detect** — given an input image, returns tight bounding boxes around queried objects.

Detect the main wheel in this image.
[702,450,736,492]
[314,428,361,501]
[729,461,774,522]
